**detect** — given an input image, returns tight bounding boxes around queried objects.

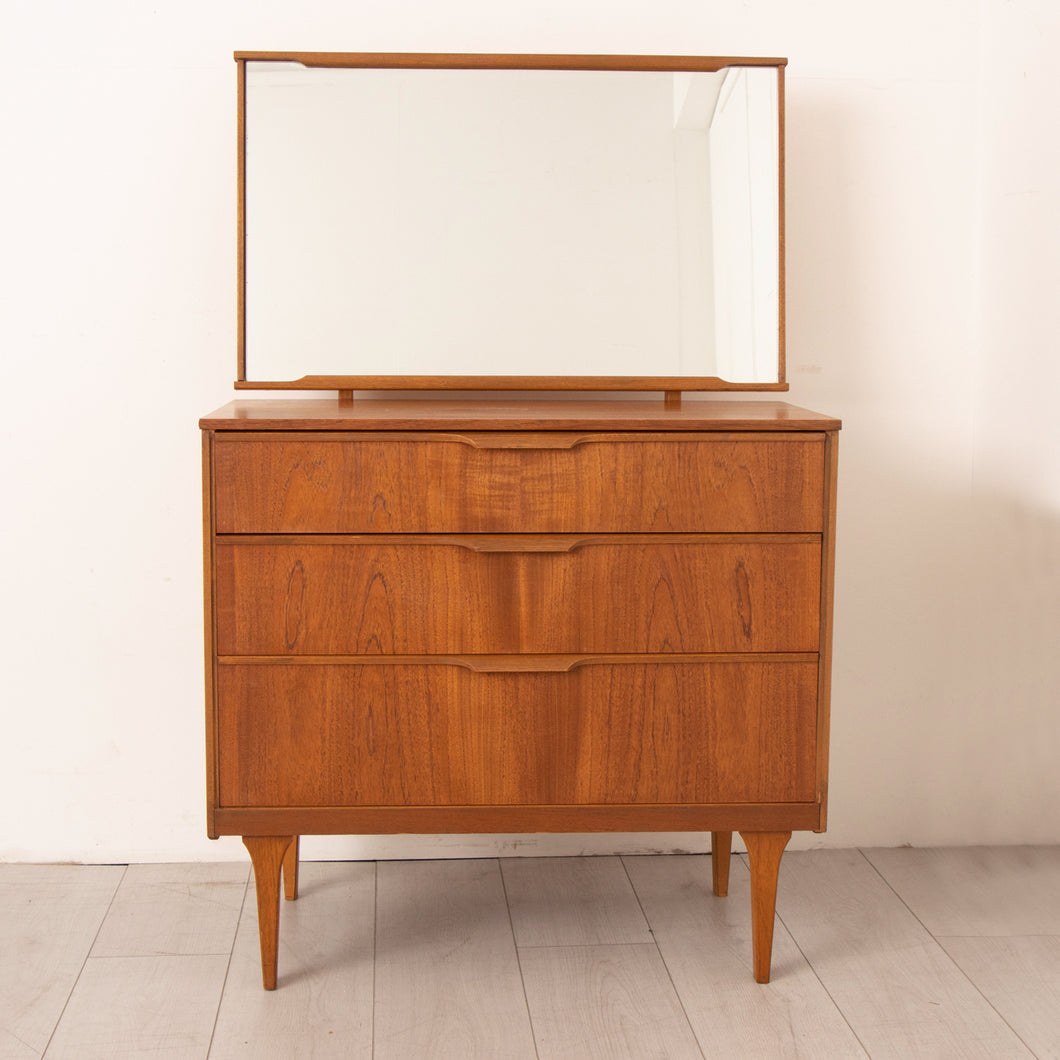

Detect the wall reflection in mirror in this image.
[242,58,782,387]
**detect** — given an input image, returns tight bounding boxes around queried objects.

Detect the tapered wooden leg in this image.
[711,831,732,896]
[242,835,295,990]
[739,830,791,983]
[282,836,300,901]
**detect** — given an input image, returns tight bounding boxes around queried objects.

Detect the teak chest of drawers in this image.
[201,398,840,988]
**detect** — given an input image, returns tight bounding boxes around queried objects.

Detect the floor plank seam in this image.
[745,844,872,1056]
[370,861,379,1060]
[935,932,1060,939]
[39,863,128,1059]
[772,903,872,1058]
[497,858,543,1060]
[85,950,237,959]
[619,853,708,1060]
[206,869,251,1059]
[514,940,668,951]
[856,848,1041,1059]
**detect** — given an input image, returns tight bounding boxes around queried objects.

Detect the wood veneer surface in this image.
[216,660,818,808]
[213,436,825,534]
[215,537,821,656]
[200,398,840,432]
[202,395,840,986]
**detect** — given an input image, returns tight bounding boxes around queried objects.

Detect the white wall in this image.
[3,0,1058,862]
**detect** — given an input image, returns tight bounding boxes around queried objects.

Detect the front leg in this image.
[739,830,791,983]
[243,835,295,990]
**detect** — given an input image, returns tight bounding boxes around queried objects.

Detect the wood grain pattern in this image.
[213,434,826,533]
[236,373,790,393]
[282,835,300,901]
[243,836,295,989]
[236,51,786,72]
[711,831,732,896]
[215,537,821,656]
[777,64,786,386]
[740,830,790,983]
[214,802,823,838]
[236,58,246,381]
[202,432,218,839]
[202,400,840,987]
[815,429,839,828]
[202,398,840,431]
[216,660,817,808]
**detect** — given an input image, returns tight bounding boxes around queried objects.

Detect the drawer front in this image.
[216,660,818,808]
[212,434,825,533]
[215,537,821,656]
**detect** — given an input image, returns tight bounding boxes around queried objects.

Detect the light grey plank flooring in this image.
[91,862,248,957]
[0,865,124,1060]
[502,855,652,947]
[776,849,1035,1058]
[2,847,1058,1058]
[623,853,868,1058]
[518,943,702,1059]
[209,861,375,1059]
[940,936,1060,1060]
[44,954,230,1060]
[373,859,536,1059]
[865,845,1060,936]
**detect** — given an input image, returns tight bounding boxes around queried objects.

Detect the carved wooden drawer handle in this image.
[445,534,588,553]
[448,432,592,450]
[457,655,585,673]
[449,653,749,673]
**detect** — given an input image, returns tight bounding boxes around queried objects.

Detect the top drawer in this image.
[211,432,826,534]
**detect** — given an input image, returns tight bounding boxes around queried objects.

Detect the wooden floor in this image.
[2,847,1058,1058]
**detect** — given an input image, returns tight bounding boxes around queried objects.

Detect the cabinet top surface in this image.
[200,398,840,432]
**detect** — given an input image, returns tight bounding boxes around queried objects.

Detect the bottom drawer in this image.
[217,659,818,809]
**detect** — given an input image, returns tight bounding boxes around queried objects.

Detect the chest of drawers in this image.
[201,398,840,988]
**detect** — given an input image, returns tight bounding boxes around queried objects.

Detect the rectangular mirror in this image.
[237,53,786,391]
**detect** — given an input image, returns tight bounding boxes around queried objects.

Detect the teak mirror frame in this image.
[234,51,788,394]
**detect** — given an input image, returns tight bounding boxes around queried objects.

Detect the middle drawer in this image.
[215,535,821,656]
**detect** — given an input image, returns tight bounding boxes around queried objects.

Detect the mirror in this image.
[237,53,786,391]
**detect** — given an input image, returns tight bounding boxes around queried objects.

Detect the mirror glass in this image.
[241,57,783,388]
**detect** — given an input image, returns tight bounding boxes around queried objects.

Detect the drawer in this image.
[216,659,818,808]
[212,432,826,533]
[214,535,821,655]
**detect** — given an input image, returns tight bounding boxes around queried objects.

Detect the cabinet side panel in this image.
[202,431,219,838]
[815,430,839,830]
